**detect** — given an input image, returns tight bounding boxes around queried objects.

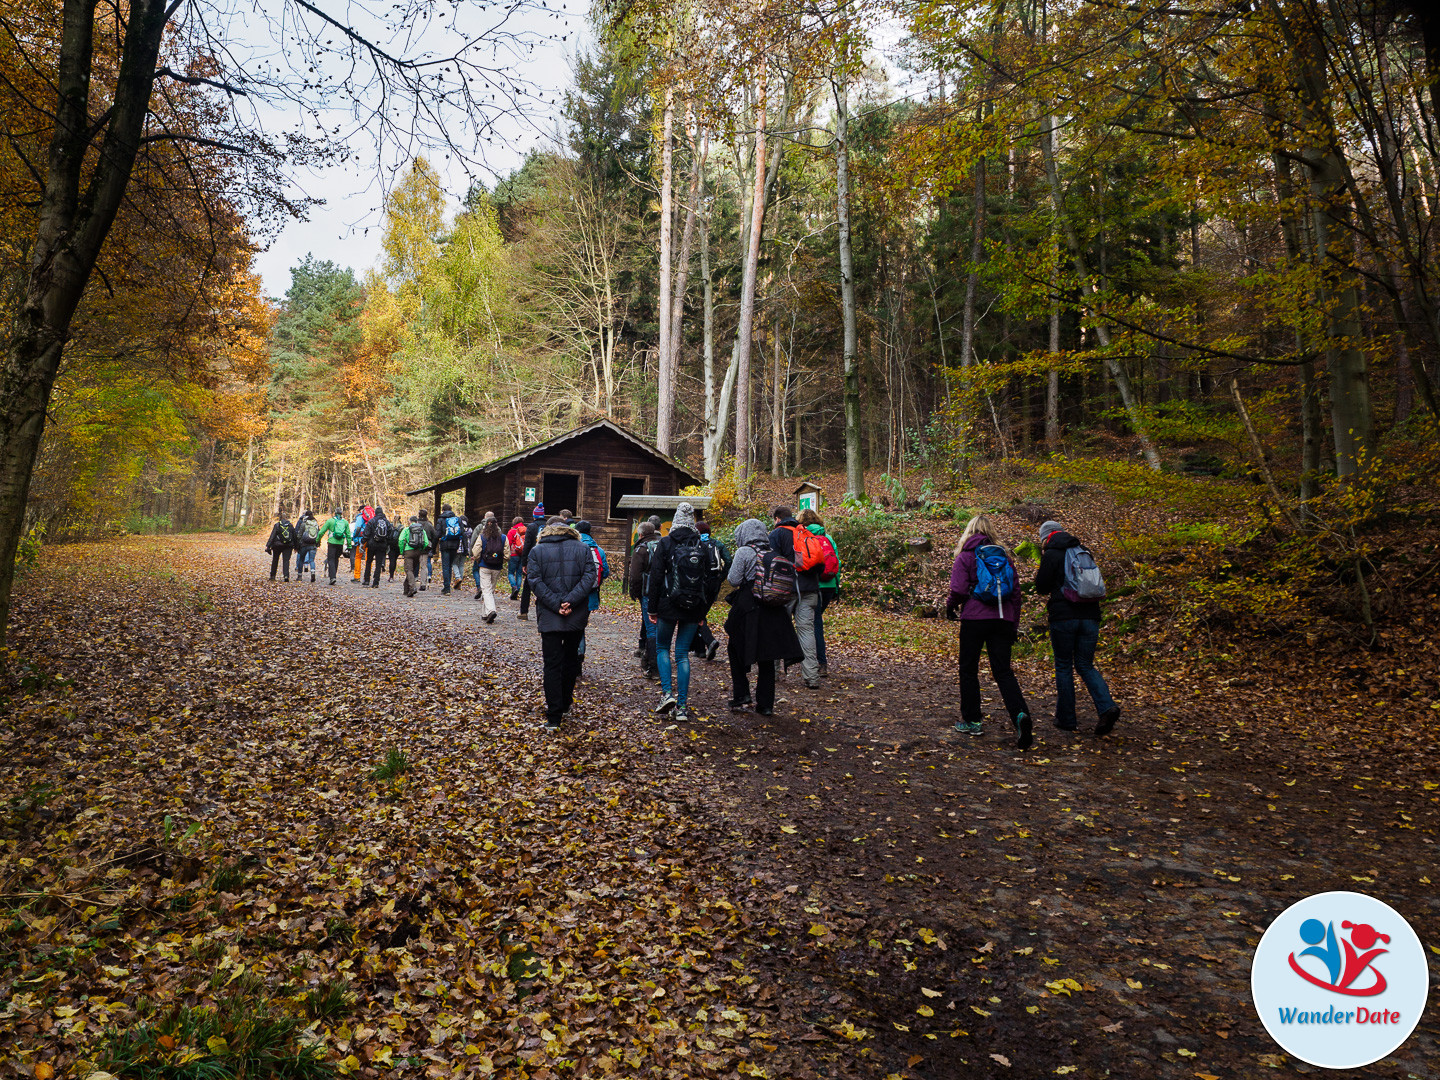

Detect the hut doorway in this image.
[543,472,580,517]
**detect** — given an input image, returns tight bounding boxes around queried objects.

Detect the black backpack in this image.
[368,518,391,548]
[479,533,504,569]
[276,521,294,546]
[665,535,712,616]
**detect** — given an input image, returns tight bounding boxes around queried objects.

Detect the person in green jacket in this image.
[799,507,842,677]
[317,507,352,586]
[398,514,431,597]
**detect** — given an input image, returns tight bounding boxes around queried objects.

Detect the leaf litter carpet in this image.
[1,537,1436,1080]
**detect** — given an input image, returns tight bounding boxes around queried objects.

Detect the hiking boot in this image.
[1015,711,1034,751]
[441,588,450,595]
[543,719,561,732]
[419,585,427,591]
[819,663,829,678]
[756,707,774,716]
[727,697,752,712]
[1095,706,1121,736]
[1052,719,1078,732]
[268,574,276,581]
[655,695,677,715]
[952,721,984,737]
[517,611,528,620]
[674,709,689,724]
[511,590,519,600]
[475,592,483,600]
[485,611,497,624]
[805,680,821,690]
[705,640,720,661]
[310,572,316,582]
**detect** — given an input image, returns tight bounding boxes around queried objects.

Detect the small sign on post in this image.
[794,480,823,513]
[524,486,536,502]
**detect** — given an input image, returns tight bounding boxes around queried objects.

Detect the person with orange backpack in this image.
[769,504,829,689]
[798,507,841,677]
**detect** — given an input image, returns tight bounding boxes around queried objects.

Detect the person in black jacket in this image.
[647,502,720,722]
[435,504,462,595]
[1034,520,1121,735]
[769,506,822,688]
[527,516,598,731]
[724,518,803,714]
[362,507,392,588]
[264,514,296,581]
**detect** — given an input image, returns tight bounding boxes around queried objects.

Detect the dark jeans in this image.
[296,546,316,573]
[507,554,523,594]
[540,630,584,721]
[519,568,533,614]
[729,650,776,712]
[1049,618,1116,726]
[268,548,293,579]
[325,543,344,582]
[638,597,657,673]
[387,547,398,577]
[440,548,460,593]
[958,619,1030,725]
[364,547,386,586]
[815,588,835,666]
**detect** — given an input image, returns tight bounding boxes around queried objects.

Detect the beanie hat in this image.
[533,503,546,519]
[1039,520,1063,542]
[671,502,696,532]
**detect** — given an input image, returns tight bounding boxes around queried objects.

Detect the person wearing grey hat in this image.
[1034,520,1120,735]
[647,501,721,721]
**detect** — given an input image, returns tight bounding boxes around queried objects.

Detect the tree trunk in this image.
[770,318,784,475]
[238,435,255,527]
[835,68,864,498]
[959,149,985,373]
[1300,360,1322,502]
[667,118,705,443]
[0,0,172,643]
[734,67,768,484]
[1046,225,1061,452]
[656,86,675,452]
[272,449,287,517]
[1038,113,1161,470]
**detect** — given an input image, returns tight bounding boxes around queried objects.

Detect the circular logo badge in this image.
[1252,891,1428,1069]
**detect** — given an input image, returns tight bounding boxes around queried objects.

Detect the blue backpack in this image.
[444,515,463,541]
[973,544,1016,605]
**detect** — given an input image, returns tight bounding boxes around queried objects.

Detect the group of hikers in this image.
[263,500,1121,742]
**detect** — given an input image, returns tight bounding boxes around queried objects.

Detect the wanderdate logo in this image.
[1252,892,1428,1069]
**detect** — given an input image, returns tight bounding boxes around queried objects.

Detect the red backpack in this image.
[786,525,830,574]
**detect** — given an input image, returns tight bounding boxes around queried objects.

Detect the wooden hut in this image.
[405,419,704,554]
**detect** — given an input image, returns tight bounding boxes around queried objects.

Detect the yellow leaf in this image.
[1177,1049,1196,1057]
[916,1005,934,1017]
[1026,1006,1039,1015]
[780,826,798,834]
[808,923,828,936]
[916,928,937,944]
[1055,1068,1078,1075]
[205,1036,229,1055]
[1126,978,1143,990]
[52,1006,80,1020]
[101,966,128,978]
[34,1066,54,1080]
[892,1022,910,1031]
[970,1006,991,1016]
[921,987,942,998]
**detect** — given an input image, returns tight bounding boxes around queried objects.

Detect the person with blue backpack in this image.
[573,520,609,670]
[434,506,463,601]
[946,513,1033,749]
[1034,520,1121,736]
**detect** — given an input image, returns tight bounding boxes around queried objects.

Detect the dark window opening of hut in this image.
[608,477,646,519]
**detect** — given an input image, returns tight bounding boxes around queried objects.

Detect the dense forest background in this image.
[12,0,1440,538]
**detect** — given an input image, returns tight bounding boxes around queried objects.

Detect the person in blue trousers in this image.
[1033,520,1121,736]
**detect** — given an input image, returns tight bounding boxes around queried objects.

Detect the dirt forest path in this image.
[4,535,1437,1080]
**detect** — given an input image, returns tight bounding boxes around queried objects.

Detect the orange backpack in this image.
[786,525,829,574]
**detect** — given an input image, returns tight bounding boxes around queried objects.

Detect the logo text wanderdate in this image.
[1277,1005,1402,1025]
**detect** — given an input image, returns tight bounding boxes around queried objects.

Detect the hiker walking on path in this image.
[724,518,803,716]
[362,508,393,588]
[769,505,825,689]
[689,508,727,663]
[295,510,320,582]
[628,520,658,678]
[317,507,352,586]
[799,507,842,677]
[350,506,371,580]
[471,513,505,621]
[436,503,465,595]
[264,514,296,581]
[506,517,527,599]
[946,514,1033,750]
[647,502,723,722]
[526,515,597,731]
[399,514,431,597]
[574,520,609,670]
[517,503,544,619]
[417,508,438,590]
[1034,520,1121,736]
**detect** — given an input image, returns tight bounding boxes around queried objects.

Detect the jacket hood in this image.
[667,524,698,543]
[1043,529,1081,550]
[735,518,768,547]
[962,532,991,552]
[540,523,580,541]
[672,502,696,532]
[806,523,827,536]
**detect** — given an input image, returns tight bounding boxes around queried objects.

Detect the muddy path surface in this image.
[254,538,1440,1079]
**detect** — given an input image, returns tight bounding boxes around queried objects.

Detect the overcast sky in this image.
[248,2,587,298]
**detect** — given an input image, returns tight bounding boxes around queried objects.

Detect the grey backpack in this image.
[1061,545,1107,602]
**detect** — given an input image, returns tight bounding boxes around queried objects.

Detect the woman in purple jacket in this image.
[946,514,1033,749]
